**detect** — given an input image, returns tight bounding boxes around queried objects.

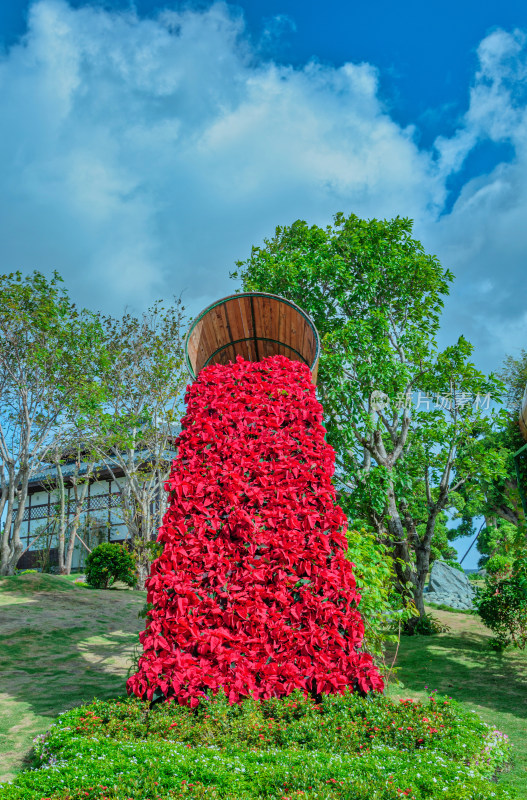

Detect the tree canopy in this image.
[0,271,105,575]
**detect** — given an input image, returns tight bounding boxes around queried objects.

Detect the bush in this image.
[345,528,399,657]
[85,543,136,590]
[0,691,515,799]
[476,563,527,650]
[485,554,513,579]
[403,612,450,637]
[442,559,465,573]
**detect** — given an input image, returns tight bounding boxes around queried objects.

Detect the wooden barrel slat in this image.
[210,308,228,367]
[255,296,267,360]
[231,297,250,362]
[219,304,236,362]
[198,318,216,374]
[262,295,273,344]
[230,298,246,347]
[194,320,210,375]
[278,303,286,358]
[240,297,258,362]
[213,306,229,352]
[186,325,198,366]
[303,320,315,372]
[185,293,320,384]
[299,319,307,368]
[279,303,286,354]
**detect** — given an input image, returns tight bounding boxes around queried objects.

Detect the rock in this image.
[429,561,475,598]
[424,562,477,611]
[424,592,475,611]
[425,591,441,604]
[424,564,476,610]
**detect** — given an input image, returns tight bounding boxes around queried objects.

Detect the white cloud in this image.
[425,29,527,371]
[0,1,526,375]
[0,0,443,314]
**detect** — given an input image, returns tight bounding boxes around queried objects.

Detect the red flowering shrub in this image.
[127,355,384,707]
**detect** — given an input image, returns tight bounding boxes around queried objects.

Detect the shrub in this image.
[0,691,515,799]
[345,527,402,657]
[85,543,136,590]
[442,559,465,573]
[476,565,527,650]
[485,554,513,579]
[403,612,450,636]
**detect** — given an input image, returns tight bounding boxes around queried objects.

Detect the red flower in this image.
[127,355,384,706]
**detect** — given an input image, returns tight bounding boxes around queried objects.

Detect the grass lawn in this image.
[386,608,527,796]
[0,573,525,797]
[0,573,146,782]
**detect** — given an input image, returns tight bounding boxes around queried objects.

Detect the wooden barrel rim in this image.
[184,292,320,380]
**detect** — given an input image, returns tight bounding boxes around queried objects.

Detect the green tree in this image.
[85,301,187,588]
[499,349,527,417]
[0,272,105,576]
[454,351,527,565]
[40,434,100,574]
[233,213,505,623]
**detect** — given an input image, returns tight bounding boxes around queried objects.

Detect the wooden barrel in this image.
[520,384,527,441]
[185,292,320,384]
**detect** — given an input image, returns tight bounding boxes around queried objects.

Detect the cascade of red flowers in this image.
[127,355,384,707]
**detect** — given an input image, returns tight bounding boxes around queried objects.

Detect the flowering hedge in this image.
[127,355,383,706]
[0,692,515,799]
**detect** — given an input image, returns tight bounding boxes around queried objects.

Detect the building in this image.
[15,442,178,571]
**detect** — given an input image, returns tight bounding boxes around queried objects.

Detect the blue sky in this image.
[1,1,527,566]
[4,0,526,137]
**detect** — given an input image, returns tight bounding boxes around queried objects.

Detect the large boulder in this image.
[425,561,475,610]
[429,561,474,597]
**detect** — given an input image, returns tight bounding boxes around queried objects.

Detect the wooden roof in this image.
[185,293,320,384]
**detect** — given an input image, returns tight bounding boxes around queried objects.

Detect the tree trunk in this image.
[404,497,445,632]
[54,456,68,574]
[132,536,151,590]
[412,545,430,617]
[385,484,416,590]
[384,479,438,633]
[1,469,30,575]
[64,529,77,575]
[64,464,93,574]
[0,480,16,575]
[135,556,150,590]
[0,465,9,533]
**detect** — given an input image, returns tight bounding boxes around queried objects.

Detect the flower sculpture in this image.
[127,355,384,706]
